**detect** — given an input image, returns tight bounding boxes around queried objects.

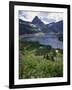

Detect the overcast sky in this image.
[19,10,63,24]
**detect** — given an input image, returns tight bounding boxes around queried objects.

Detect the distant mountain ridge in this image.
[19,19,41,35]
[46,20,63,33]
[19,16,63,35]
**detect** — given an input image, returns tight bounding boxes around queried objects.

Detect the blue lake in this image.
[21,34,63,49]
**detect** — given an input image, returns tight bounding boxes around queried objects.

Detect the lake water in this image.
[21,34,63,49]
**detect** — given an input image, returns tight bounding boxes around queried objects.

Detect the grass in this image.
[19,40,63,79]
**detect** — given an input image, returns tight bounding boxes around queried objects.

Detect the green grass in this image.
[19,40,63,79]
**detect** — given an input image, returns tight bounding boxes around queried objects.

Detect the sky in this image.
[19,10,63,24]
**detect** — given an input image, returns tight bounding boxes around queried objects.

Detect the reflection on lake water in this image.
[20,34,63,49]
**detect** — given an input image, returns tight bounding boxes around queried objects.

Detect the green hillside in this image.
[19,40,63,79]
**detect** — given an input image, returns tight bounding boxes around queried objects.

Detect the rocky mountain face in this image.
[19,16,63,35]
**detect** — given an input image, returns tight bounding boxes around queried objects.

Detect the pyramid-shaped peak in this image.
[32,16,44,25]
[32,16,41,22]
[34,16,39,19]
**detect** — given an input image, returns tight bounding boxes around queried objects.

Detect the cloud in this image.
[19,10,63,24]
[41,18,56,24]
[47,13,63,22]
[19,11,39,21]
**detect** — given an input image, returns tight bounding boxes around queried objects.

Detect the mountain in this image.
[19,19,41,35]
[46,20,63,33]
[19,16,63,35]
[32,16,44,26]
[56,20,63,33]
[32,16,63,33]
[32,16,48,33]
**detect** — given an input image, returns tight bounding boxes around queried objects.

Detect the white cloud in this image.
[47,13,63,21]
[19,11,40,21]
[19,10,63,24]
